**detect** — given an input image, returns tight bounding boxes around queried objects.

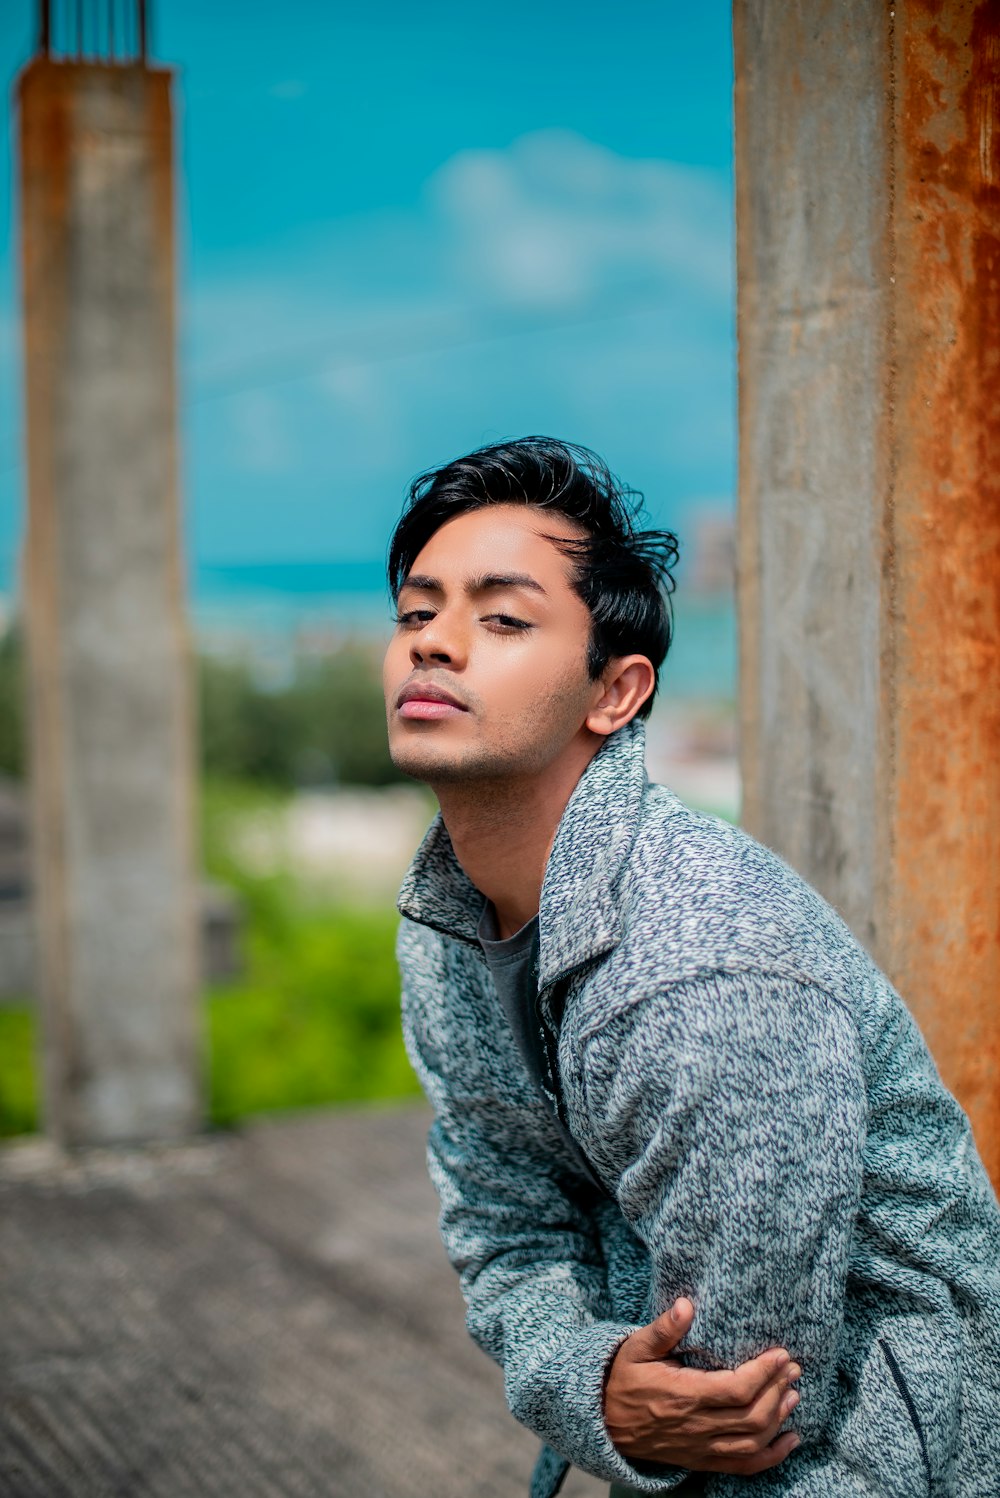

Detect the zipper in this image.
[878,1337,932,1494]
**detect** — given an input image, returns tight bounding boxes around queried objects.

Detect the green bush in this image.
[284,648,402,787]
[197,644,405,788]
[0,626,25,779]
[200,776,418,1126]
[198,655,298,785]
[0,625,403,790]
[0,1009,37,1137]
[206,903,418,1126]
[0,777,418,1138]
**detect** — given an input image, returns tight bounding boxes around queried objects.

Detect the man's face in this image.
[382,504,604,787]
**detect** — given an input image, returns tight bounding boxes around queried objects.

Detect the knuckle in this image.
[745,1408,773,1437]
[737,1438,763,1459]
[711,1437,758,1461]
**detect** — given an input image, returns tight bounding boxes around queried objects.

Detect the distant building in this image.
[686,511,735,595]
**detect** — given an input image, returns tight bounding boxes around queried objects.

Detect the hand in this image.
[604,1298,802,1475]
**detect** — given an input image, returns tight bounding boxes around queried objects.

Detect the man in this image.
[382,437,1000,1497]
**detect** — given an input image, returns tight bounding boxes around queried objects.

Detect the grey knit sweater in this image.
[396,718,1000,1497]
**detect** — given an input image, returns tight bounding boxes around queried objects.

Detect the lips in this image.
[396,680,469,720]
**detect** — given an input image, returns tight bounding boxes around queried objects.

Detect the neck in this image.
[433,736,603,939]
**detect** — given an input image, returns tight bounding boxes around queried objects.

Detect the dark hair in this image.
[386,437,678,719]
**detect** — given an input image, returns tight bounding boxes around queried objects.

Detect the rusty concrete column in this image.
[18,55,202,1145]
[734,0,1000,1183]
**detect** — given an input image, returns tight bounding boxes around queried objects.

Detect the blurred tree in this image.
[197,644,403,788]
[0,631,402,789]
[197,654,296,784]
[286,646,401,787]
[0,627,25,779]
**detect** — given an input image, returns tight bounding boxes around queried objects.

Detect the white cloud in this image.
[186,128,732,391]
[426,128,733,310]
[181,130,734,560]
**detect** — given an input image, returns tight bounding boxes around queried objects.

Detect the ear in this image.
[585,655,655,737]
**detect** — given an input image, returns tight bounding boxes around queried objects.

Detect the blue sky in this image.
[0,0,735,592]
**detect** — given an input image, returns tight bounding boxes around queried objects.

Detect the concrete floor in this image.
[0,1103,606,1498]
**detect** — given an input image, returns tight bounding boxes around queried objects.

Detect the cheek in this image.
[488,637,590,712]
[382,639,403,699]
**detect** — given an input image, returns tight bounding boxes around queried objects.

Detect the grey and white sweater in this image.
[396,718,1000,1497]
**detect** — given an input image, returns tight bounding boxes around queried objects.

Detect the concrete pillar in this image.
[734,0,1000,1183]
[18,58,202,1145]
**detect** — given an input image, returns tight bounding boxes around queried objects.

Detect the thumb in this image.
[626,1298,695,1362]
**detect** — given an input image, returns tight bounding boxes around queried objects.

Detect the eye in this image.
[393,609,436,627]
[483,613,532,633]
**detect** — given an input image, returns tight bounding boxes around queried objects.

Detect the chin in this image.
[388,730,510,787]
[395,739,563,791]
[388,738,464,785]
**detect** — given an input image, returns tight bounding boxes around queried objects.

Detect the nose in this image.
[409,610,466,669]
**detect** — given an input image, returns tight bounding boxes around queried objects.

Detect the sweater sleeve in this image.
[575,971,868,1452]
[398,923,695,1491]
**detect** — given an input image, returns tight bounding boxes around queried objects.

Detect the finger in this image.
[685,1378,798,1441]
[625,1298,696,1361]
[696,1347,792,1408]
[731,1378,800,1439]
[687,1432,801,1476]
[723,1430,802,1476]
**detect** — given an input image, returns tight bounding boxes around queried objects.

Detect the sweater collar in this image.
[396,716,649,986]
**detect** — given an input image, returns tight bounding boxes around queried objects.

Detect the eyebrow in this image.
[400,571,549,598]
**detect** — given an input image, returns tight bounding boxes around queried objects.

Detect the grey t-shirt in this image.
[476,902,548,1097]
[476,901,606,1192]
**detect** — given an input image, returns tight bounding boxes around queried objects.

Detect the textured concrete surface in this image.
[0,1103,605,1498]
[18,60,201,1145]
[734,0,891,953]
[734,0,1000,1183]
[881,1,1000,1185]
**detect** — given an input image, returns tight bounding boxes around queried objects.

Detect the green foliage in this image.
[0,626,25,779]
[197,644,404,788]
[199,774,419,1124]
[0,622,414,1137]
[0,1009,37,1137]
[284,649,402,787]
[0,776,419,1139]
[198,655,297,785]
[0,624,403,789]
[205,903,418,1126]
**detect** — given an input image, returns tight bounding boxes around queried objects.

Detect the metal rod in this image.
[35,0,152,64]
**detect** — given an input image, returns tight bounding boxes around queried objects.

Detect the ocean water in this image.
[193,561,736,703]
[0,555,735,702]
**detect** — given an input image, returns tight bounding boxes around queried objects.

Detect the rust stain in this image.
[17,58,187,1142]
[19,60,80,1137]
[890,1,1000,1183]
